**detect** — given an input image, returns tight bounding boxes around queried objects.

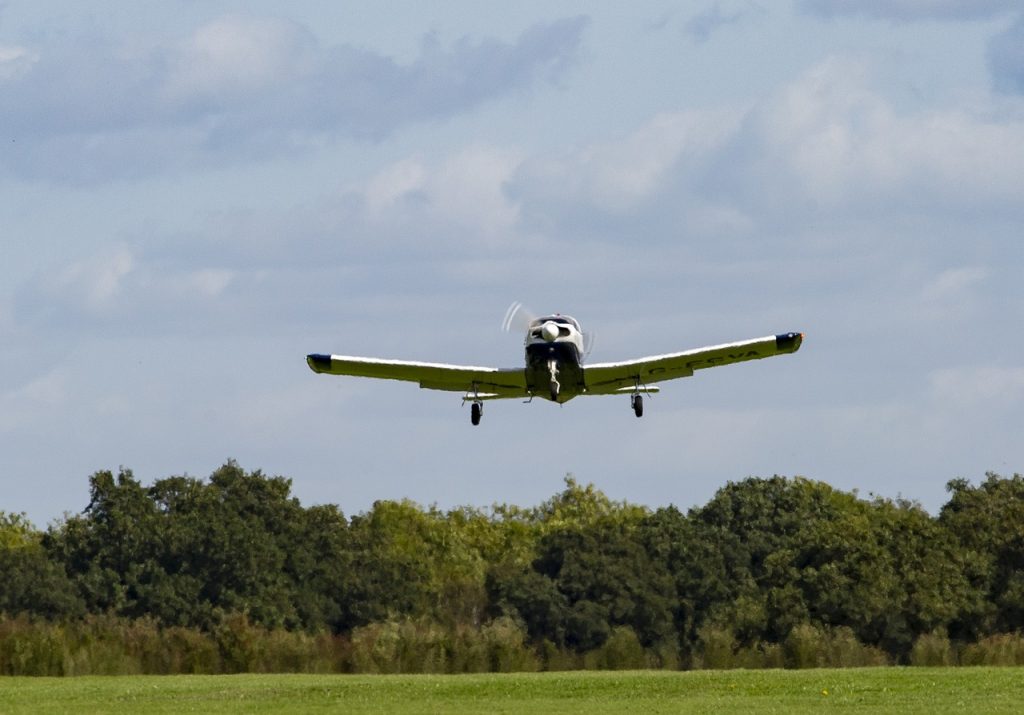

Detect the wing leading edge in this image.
[583,332,803,394]
[306,354,527,400]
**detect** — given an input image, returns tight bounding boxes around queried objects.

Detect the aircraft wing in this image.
[306,354,528,400]
[583,332,803,394]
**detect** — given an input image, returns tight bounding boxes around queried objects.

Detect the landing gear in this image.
[631,393,643,418]
[471,401,482,425]
[547,358,561,402]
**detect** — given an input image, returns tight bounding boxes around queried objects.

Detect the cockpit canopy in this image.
[528,315,581,331]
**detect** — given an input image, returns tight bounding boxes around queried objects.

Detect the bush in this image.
[538,639,581,671]
[695,624,737,670]
[825,626,889,667]
[960,633,1024,666]
[784,623,825,668]
[0,615,66,676]
[480,616,538,672]
[648,640,681,671]
[348,617,538,674]
[583,626,647,670]
[782,624,889,669]
[154,625,221,674]
[910,629,956,667]
[733,642,785,669]
[348,619,447,674]
[62,617,144,676]
[214,613,267,673]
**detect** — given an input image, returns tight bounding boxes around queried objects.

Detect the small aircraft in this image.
[307,307,803,425]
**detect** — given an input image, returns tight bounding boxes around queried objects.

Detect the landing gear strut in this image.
[471,401,482,426]
[547,358,560,402]
[631,393,643,418]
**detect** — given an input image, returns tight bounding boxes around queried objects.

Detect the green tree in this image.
[940,473,1024,639]
[44,462,351,631]
[0,512,84,619]
[44,468,162,617]
[682,476,978,659]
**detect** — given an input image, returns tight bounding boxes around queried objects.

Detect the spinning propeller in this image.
[501,301,536,334]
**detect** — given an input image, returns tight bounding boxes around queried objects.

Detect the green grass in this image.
[1,668,1021,714]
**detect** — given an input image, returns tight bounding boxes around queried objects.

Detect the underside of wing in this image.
[306,354,528,399]
[583,333,803,394]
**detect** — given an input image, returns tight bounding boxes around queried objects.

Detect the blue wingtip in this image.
[307,354,332,372]
[775,333,804,352]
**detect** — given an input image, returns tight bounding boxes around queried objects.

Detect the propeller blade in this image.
[501,301,537,333]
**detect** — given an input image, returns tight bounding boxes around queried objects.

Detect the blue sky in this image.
[3,1,1024,525]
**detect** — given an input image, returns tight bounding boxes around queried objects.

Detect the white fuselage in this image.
[523,315,585,402]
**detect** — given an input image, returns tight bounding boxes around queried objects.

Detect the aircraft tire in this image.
[632,394,643,418]
[471,402,482,425]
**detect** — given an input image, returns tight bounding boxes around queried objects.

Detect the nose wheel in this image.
[631,393,643,418]
[471,401,482,425]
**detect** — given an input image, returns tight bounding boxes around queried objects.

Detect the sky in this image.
[3,1,1024,526]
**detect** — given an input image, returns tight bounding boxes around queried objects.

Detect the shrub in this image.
[214,613,266,673]
[583,626,647,670]
[538,638,581,671]
[62,617,142,676]
[348,619,447,674]
[156,625,221,674]
[960,633,1024,666]
[910,629,956,667]
[826,626,889,667]
[0,615,66,676]
[784,623,825,669]
[480,616,538,672]
[695,624,736,670]
[733,642,785,669]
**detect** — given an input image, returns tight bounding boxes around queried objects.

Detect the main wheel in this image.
[471,402,482,425]
[632,394,643,418]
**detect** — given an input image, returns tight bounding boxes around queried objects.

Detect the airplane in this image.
[306,312,803,425]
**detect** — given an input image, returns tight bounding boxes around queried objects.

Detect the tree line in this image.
[2,461,1024,674]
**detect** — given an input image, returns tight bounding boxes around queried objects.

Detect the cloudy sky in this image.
[3,1,1024,525]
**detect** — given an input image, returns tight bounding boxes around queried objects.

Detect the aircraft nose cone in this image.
[541,322,560,342]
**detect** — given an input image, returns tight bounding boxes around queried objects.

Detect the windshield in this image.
[529,315,580,330]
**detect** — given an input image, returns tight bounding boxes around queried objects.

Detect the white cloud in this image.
[989,14,1024,94]
[363,158,429,217]
[421,147,523,240]
[17,53,1024,347]
[512,109,738,215]
[0,369,68,432]
[162,15,315,102]
[929,365,1024,408]
[920,267,988,303]
[50,249,135,316]
[187,268,235,297]
[15,248,244,336]
[360,147,524,239]
[503,55,1024,253]
[0,44,38,80]
[0,15,588,182]
[684,2,767,43]
[713,57,1024,217]
[798,0,1020,22]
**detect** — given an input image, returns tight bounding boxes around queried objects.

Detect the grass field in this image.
[1,667,1021,714]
